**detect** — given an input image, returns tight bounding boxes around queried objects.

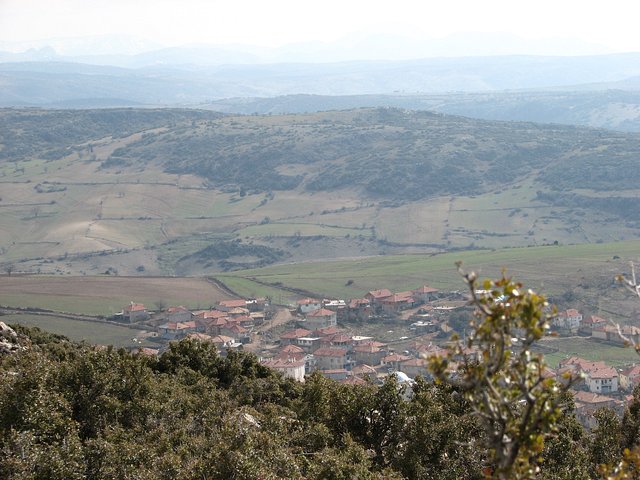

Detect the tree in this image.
[429,265,575,479]
[4,263,14,276]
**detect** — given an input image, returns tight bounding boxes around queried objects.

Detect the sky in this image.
[1,0,639,57]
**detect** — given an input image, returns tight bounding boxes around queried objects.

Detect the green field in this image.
[2,314,155,348]
[216,240,640,300]
[0,275,233,315]
[541,337,640,368]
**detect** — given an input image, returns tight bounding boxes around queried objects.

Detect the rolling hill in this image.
[1,107,639,277]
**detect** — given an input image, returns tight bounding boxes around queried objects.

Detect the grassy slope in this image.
[0,275,233,315]
[2,313,154,348]
[217,240,640,309]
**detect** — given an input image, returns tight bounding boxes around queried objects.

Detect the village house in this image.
[261,357,306,382]
[303,308,337,330]
[379,293,415,314]
[280,328,311,345]
[352,342,387,366]
[573,390,624,429]
[579,315,608,335]
[585,366,619,394]
[122,302,149,323]
[313,347,351,371]
[185,332,214,342]
[365,289,393,305]
[297,298,322,314]
[592,324,640,345]
[220,323,251,344]
[559,357,620,394]
[347,298,372,321]
[620,365,640,390]
[341,375,369,385]
[217,299,248,312]
[322,369,349,381]
[382,353,413,372]
[412,285,440,303]
[319,333,352,350]
[312,325,343,338]
[296,336,322,352]
[209,334,238,352]
[158,320,197,340]
[163,306,192,323]
[350,364,378,379]
[400,358,430,379]
[552,308,583,333]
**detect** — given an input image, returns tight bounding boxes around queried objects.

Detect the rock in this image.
[0,322,22,355]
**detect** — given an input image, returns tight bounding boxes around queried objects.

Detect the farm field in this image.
[2,313,154,348]
[0,275,233,315]
[217,240,640,300]
[541,337,640,368]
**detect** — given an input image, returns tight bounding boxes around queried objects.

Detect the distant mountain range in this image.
[2,52,640,132]
[1,53,640,106]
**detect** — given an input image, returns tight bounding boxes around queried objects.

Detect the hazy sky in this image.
[1,0,639,54]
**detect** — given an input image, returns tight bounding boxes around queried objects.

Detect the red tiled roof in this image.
[280,344,305,354]
[588,367,618,379]
[297,298,321,305]
[124,303,146,312]
[194,310,228,319]
[262,358,305,369]
[413,285,439,294]
[383,353,412,363]
[401,358,428,367]
[341,376,368,385]
[349,298,370,308]
[583,315,608,325]
[353,343,382,353]
[218,299,247,308]
[280,328,311,340]
[573,391,615,405]
[380,294,414,304]
[312,326,342,337]
[366,289,393,299]
[327,334,352,344]
[222,324,248,334]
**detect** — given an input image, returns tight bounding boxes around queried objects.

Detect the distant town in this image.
[112,282,640,429]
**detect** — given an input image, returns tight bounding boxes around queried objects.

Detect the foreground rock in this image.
[0,321,22,354]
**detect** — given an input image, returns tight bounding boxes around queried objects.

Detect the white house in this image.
[553,309,582,333]
[297,298,322,314]
[261,358,306,382]
[585,366,619,394]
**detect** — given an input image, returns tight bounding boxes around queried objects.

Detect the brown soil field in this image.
[0,275,235,315]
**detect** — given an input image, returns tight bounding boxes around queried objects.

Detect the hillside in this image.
[2,107,640,276]
[205,89,640,132]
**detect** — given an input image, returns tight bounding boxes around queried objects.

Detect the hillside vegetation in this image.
[206,89,640,132]
[1,107,640,276]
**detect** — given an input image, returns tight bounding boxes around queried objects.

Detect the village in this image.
[113,284,640,429]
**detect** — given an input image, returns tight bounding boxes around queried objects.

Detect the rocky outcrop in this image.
[0,321,22,355]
